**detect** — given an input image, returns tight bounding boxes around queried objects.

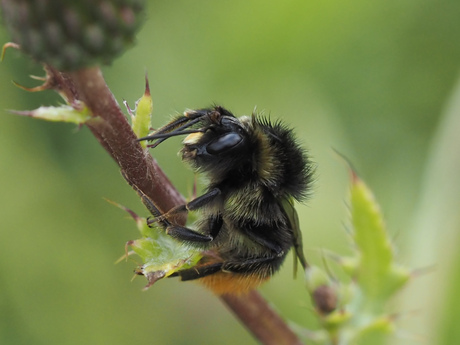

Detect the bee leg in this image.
[152,187,221,222]
[215,225,288,274]
[222,254,284,275]
[165,213,223,243]
[172,254,284,282]
[165,225,213,242]
[122,172,223,242]
[169,262,223,280]
[187,188,221,210]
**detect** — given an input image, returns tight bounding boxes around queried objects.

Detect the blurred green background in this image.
[1,1,459,344]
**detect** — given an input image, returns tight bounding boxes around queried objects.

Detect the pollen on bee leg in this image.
[183,132,203,145]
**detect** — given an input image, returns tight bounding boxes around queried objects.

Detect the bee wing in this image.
[281,197,308,276]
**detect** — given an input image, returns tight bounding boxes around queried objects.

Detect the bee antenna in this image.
[137,128,205,142]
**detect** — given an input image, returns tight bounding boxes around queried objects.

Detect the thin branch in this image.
[68,67,183,215]
[222,291,305,345]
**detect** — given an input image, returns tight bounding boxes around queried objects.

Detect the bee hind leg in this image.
[164,213,223,244]
[221,254,285,276]
[169,262,223,281]
[165,224,213,242]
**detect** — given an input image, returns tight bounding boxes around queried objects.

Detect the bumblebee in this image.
[138,106,314,294]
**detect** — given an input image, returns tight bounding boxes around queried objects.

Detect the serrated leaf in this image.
[11,104,91,124]
[350,172,410,305]
[352,316,394,345]
[129,225,203,289]
[303,164,412,344]
[110,199,202,289]
[131,75,152,147]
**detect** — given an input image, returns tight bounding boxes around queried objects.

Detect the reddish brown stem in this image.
[68,67,183,214]
[51,66,304,345]
[222,291,305,345]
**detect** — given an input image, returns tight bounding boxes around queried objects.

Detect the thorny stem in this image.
[51,66,304,345]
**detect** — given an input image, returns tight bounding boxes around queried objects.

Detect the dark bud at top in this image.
[1,0,145,71]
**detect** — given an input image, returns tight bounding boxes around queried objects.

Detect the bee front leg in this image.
[122,175,223,243]
[149,187,221,223]
[165,225,213,242]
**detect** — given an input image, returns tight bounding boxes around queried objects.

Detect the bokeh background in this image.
[1,1,460,344]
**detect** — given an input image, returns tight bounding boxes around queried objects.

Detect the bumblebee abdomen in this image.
[198,271,270,295]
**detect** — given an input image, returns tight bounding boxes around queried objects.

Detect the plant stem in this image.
[68,66,183,214]
[222,291,305,345]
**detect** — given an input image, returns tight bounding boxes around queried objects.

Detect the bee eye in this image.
[206,132,243,154]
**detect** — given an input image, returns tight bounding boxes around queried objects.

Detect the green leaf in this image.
[351,316,394,345]
[350,172,410,306]
[110,200,202,289]
[305,168,412,344]
[10,103,91,124]
[130,75,152,147]
[130,223,202,289]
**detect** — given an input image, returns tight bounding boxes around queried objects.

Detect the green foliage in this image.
[128,75,152,147]
[109,200,202,289]
[305,172,410,345]
[349,173,409,308]
[10,103,90,123]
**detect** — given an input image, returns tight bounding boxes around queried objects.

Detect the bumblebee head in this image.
[182,115,244,157]
[138,106,254,180]
[138,105,313,198]
[180,107,254,178]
